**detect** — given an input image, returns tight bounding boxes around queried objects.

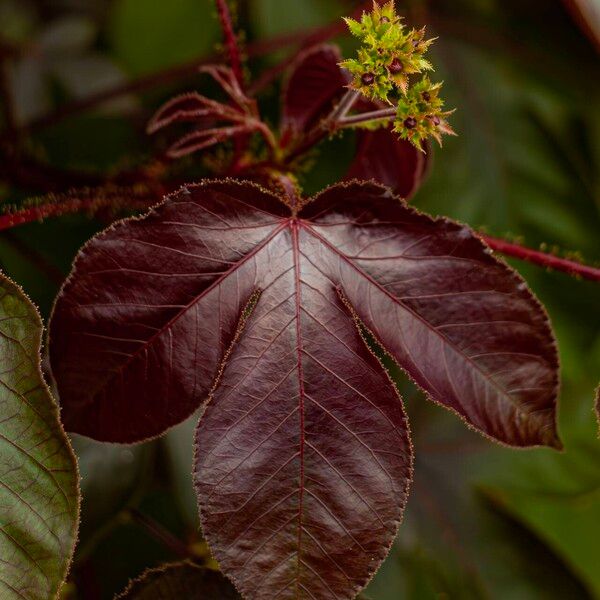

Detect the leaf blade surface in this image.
[49,179,560,599]
[0,275,79,600]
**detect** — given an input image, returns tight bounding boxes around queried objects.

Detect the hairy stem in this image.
[0,195,157,231]
[482,235,600,282]
[215,0,244,87]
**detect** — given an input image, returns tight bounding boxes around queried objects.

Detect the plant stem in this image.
[0,195,157,231]
[338,107,397,127]
[482,235,600,282]
[128,509,191,559]
[215,0,244,87]
[329,89,361,122]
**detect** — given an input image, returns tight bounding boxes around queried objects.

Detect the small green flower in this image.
[393,76,456,150]
[340,1,455,149]
[341,1,436,101]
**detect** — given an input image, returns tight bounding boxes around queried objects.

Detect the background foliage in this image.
[0,0,598,598]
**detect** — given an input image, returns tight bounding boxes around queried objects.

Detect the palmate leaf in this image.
[0,274,79,600]
[49,180,559,599]
[116,561,240,599]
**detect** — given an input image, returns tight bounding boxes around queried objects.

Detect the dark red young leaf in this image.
[167,124,257,158]
[147,92,236,135]
[280,44,348,143]
[345,128,430,199]
[116,561,240,599]
[50,180,560,599]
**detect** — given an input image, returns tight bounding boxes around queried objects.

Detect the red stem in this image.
[215,0,244,88]
[0,196,157,231]
[482,235,600,282]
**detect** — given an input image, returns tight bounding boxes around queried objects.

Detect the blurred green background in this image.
[0,0,598,598]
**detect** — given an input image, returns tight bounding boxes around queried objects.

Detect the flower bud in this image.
[388,58,404,74]
[361,72,375,85]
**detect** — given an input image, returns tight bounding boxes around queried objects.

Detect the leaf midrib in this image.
[300,222,537,423]
[85,219,291,405]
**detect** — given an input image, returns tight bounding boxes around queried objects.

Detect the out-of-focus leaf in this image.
[6,13,136,125]
[0,0,36,43]
[346,128,429,199]
[108,0,218,75]
[482,480,600,597]
[116,561,240,599]
[73,436,151,543]
[417,15,600,251]
[365,385,594,600]
[8,56,51,124]
[163,415,200,528]
[0,274,79,599]
[251,0,345,39]
[37,16,96,54]
[280,44,347,142]
[50,55,136,114]
[563,0,600,50]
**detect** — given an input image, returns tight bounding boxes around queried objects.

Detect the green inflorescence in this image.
[340,1,455,150]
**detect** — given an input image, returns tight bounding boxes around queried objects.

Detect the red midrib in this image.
[291,220,306,595]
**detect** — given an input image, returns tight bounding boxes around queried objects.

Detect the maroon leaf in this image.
[345,127,430,199]
[562,0,600,51]
[280,44,348,144]
[167,124,257,158]
[50,180,560,598]
[147,92,236,135]
[116,561,240,599]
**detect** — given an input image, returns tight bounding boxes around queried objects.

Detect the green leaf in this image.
[0,274,79,599]
[116,561,240,599]
[477,410,600,599]
[251,0,344,38]
[108,0,219,76]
